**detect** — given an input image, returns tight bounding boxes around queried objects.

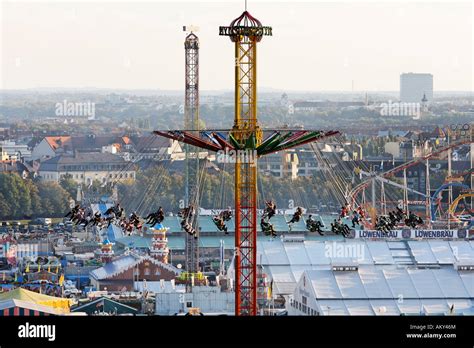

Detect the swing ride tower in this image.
[184,29,200,274]
[219,10,272,316]
[155,9,339,316]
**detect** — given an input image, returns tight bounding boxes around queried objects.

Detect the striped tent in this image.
[0,299,65,316]
[0,288,71,312]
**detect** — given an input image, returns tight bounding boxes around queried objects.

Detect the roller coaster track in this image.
[449,193,474,217]
[349,138,473,205]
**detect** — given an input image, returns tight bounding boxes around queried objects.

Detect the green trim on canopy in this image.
[228,133,242,150]
[244,133,257,149]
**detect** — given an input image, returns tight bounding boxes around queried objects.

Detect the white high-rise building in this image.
[400,73,433,103]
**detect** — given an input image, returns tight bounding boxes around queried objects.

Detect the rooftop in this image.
[297,266,474,315]
[39,152,131,172]
[44,136,71,151]
[89,253,181,281]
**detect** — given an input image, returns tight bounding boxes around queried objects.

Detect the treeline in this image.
[0,173,71,220]
[117,166,342,215]
[0,166,347,220]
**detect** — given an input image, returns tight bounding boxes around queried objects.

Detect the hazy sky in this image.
[1,0,473,91]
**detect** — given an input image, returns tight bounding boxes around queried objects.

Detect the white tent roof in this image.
[359,267,393,298]
[408,241,438,264]
[296,267,474,315]
[258,238,474,297]
[309,270,342,299]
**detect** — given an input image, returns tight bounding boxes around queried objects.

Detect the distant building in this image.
[39,152,136,185]
[154,285,234,315]
[31,136,72,160]
[0,147,8,161]
[128,135,183,161]
[341,143,363,161]
[31,134,183,163]
[293,101,365,112]
[257,143,362,179]
[70,134,131,154]
[384,142,400,158]
[377,130,409,138]
[31,135,129,160]
[296,149,320,177]
[259,152,299,179]
[0,128,10,141]
[0,141,31,161]
[400,73,433,103]
[0,160,36,179]
[399,140,432,160]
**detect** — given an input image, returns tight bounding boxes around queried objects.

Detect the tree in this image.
[25,179,43,218]
[0,192,12,219]
[14,174,32,217]
[59,174,77,199]
[37,182,70,217]
[0,173,32,219]
[0,173,22,218]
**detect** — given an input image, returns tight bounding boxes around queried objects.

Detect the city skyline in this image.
[1,0,473,91]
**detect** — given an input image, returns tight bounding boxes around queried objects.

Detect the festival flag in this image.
[59,274,64,287]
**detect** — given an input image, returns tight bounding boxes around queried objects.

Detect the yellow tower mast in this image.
[220,10,272,316]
